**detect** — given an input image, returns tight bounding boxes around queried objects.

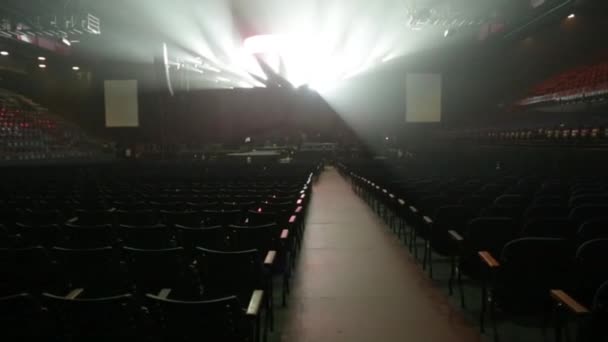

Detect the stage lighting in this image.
[0,51,8,56]
[62,38,71,46]
[72,66,80,71]
[38,56,46,61]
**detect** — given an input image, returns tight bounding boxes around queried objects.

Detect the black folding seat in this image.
[448,217,516,303]
[14,223,59,247]
[51,247,129,297]
[59,223,114,248]
[113,209,158,226]
[523,205,569,220]
[195,248,266,304]
[552,280,608,342]
[123,247,199,299]
[202,209,242,226]
[521,217,577,239]
[71,208,113,225]
[223,201,257,212]
[577,218,608,244]
[120,224,175,249]
[531,195,568,207]
[112,200,149,211]
[229,223,282,253]
[0,246,58,296]
[424,205,475,276]
[145,294,261,342]
[478,238,571,336]
[176,225,227,252]
[22,209,63,225]
[149,201,182,212]
[160,210,203,227]
[570,239,608,305]
[185,201,220,211]
[460,195,493,216]
[569,205,608,227]
[569,195,608,208]
[0,293,54,340]
[43,293,142,342]
[244,210,277,226]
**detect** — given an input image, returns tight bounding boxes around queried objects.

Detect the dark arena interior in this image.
[1,0,608,341]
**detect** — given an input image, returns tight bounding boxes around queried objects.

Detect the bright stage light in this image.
[0,51,8,56]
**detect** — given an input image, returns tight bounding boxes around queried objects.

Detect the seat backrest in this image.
[521,217,576,239]
[145,294,243,341]
[123,247,189,293]
[51,246,127,295]
[60,223,113,248]
[432,205,475,233]
[228,223,279,252]
[0,293,52,338]
[120,224,173,249]
[524,205,569,220]
[499,238,571,301]
[42,293,137,339]
[176,225,226,251]
[578,218,608,244]
[464,217,516,257]
[0,247,56,295]
[575,239,608,304]
[569,205,608,226]
[195,248,261,301]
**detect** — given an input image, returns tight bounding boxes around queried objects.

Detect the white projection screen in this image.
[104,80,140,127]
[405,73,442,123]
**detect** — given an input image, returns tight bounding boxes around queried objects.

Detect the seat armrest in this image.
[67,217,78,224]
[550,290,590,315]
[157,288,172,299]
[478,251,500,268]
[448,230,464,242]
[264,250,277,266]
[246,290,264,316]
[280,229,289,240]
[398,199,405,206]
[295,206,303,214]
[66,288,84,299]
[423,216,433,225]
[409,206,418,214]
[289,215,297,224]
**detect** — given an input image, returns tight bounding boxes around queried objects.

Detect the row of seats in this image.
[0,162,320,341]
[0,89,105,162]
[519,54,608,106]
[340,160,608,342]
[451,126,608,145]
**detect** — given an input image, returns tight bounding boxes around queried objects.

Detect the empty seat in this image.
[52,247,129,297]
[521,217,576,239]
[0,293,54,340]
[123,247,199,299]
[43,293,141,341]
[120,224,174,249]
[145,294,261,342]
[176,225,226,252]
[0,246,58,296]
[59,223,114,248]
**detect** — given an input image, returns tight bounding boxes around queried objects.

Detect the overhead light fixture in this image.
[444,29,450,37]
[567,13,575,19]
[38,56,46,61]
[72,66,80,71]
[38,64,47,69]
[61,37,71,46]
[0,51,8,56]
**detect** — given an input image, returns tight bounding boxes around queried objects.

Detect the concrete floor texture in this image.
[274,167,481,342]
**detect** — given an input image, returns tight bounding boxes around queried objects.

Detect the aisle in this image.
[277,167,480,342]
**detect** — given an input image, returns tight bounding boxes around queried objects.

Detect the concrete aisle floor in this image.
[276,167,481,342]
